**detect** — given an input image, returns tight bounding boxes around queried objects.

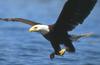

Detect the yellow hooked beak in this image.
[29,28,37,32]
[29,29,33,32]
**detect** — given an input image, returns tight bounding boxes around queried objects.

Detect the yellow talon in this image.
[50,48,66,59]
[59,48,66,56]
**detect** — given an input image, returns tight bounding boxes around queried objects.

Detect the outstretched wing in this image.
[0,18,40,26]
[54,0,97,31]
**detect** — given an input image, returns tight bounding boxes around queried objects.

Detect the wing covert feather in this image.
[0,18,40,26]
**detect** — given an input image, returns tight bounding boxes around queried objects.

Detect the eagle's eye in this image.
[34,27,38,29]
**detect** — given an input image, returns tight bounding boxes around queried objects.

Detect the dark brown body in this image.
[43,25,75,54]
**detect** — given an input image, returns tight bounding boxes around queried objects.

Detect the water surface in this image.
[0,0,100,65]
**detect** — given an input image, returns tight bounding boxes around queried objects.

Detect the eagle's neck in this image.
[39,25,50,35]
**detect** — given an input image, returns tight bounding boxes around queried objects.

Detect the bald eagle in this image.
[0,0,97,59]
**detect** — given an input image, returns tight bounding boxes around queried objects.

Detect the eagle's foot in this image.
[50,52,55,60]
[50,48,66,59]
[58,48,66,56]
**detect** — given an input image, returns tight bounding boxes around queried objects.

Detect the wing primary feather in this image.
[54,0,97,31]
[0,18,40,26]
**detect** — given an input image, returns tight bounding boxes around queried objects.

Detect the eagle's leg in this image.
[63,36,75,53]
[49,39,67,59]
[50,40,62,59]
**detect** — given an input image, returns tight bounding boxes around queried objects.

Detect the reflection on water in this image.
[0,0,100,65]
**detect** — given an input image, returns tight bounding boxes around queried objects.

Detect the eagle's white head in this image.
[29,25,50,35]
